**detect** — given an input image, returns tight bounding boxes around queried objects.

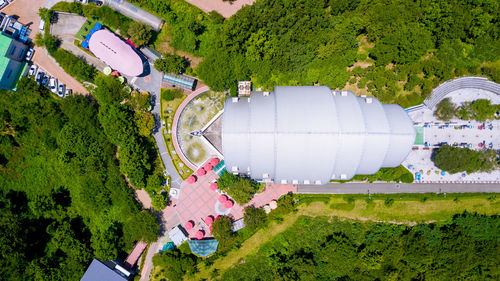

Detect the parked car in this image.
[58,84,65,98]
[41,75,48,87]
[36,72,44,85]
[39,19,45,32]
[65,88,72,96]
[29,64,37,76]
[95,1,103,6]
[0,1,7,10]
[49,77,58,93]
[25,48,34,61]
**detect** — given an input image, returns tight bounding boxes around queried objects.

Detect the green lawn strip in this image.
[295,193,500,223]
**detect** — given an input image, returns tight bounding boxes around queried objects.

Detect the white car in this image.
[0,1,7,10]
[65,88,72,96]
[39,19,45,32]
[29,64,37,76]
[49,77,58,93]
[58,84,65,98]
[25,48,34,61]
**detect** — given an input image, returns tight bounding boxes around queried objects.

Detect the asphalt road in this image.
[297,183,500,194]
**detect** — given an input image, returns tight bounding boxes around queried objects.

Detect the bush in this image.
[51,48,97,82]
[161,89,183,101]
[154,54,188,74]
[434,98,456,121]
[128,22,153,47]
[152,249,198,281]
[212,216,237,251]
[243,206,267,230]
[217,172,260,204]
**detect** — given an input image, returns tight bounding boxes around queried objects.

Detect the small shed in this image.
[168,225,188,246]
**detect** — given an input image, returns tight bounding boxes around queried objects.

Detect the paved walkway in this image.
[297,183,500,194]
[171,86,210,170]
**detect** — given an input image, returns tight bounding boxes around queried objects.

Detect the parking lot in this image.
[27,62,72,97]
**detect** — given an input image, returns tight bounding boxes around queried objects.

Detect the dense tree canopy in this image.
[154,53,188,74]
[434,98,457,121]
[433,145,498,174]
[0,79,158,280]
[127,22,153,47]
[220,213,500,280]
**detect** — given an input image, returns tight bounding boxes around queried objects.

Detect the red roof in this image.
[218,195,227,203]
[195,230,204,240]
[184,221,193,230]
[210,158,219,166]
[204,216,214,225]
[224,200,234,208]
[197,168,206,176]
[187,175,196,184]
[204,163,213,171]
[210,182,218,191]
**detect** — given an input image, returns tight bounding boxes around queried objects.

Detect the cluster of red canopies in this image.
[187,158,220,184]
[184,215,222,239]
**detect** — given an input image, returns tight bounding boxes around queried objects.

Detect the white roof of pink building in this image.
[88,29,143,77]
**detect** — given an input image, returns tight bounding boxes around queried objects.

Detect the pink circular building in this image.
[88,29,143,77]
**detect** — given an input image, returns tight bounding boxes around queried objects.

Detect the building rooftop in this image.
[80,259,128,281]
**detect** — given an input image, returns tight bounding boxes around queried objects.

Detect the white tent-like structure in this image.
[222,86,416,184]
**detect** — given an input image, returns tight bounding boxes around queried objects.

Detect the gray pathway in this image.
[132,60,183,189]
[297,183,500,194]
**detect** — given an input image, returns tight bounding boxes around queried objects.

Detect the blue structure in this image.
[81,259,129,281]
[95,22,102,30]
[187,239,218,257]
[163,73,197,91]
[86,34,92,41]
[90,28,97,34]
[81,41,89,48]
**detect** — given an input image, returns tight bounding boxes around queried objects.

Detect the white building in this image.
[222,86,416,184]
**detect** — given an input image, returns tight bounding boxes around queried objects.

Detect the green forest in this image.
[220,213,500,280]
[130,0,499,107]
[0,79,158,280]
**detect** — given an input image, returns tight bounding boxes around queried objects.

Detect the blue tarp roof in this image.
[90,28,97,34]
[95,22,102,30]
[86,34,91,41]
[82,41,89,48]
[188,239,218,257]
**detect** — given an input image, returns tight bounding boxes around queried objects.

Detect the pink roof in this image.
[224,200,234,208]
[203,163,213,171]
[204,216,214,225]
[210,182,218,191]
[195,230,204,240]
[88,29,143,77]
[187,175,196,184]
[218,195,227,203]
[184,221,193,230]
[210,158,219,166]
[197,168,206,176]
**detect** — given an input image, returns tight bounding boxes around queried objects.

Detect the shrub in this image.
[212,216,237,251]
[243,206,267,230]
[434,145,498,174]
[434,98,457,121]
[154,54,188,74]
[217,172,260,204]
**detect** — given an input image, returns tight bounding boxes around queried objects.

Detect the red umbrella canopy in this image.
[187,175,196,184]
[210,158,219,166]
[195,230,204,240]
[209,225,213,232]
[224,200,234,208]
[218,195,227,203]
[215,216,221,221]
[204,163,213,171]
[184,221,193,230]
[210,182,218,191]
[197,168,206,176]
[204,216,214,225]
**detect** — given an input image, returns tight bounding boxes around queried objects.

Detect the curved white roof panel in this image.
[88,29,143,77]
[222,87,415,184]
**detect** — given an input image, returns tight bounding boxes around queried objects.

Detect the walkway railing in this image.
[423,76,500,110]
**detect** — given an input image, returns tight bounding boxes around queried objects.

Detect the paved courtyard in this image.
[162,166,295,239]
[405,87,500,183]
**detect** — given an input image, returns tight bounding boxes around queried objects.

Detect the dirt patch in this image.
[184,0,255,18]
[156,36,203,68]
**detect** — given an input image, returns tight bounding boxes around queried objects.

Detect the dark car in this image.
[36,72,44,85]
[41,75,48,86]
[95,1,103,6]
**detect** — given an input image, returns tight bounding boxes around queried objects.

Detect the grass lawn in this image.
[160,89,193,179]
[75,17,101,41]
[185,193,500,280]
